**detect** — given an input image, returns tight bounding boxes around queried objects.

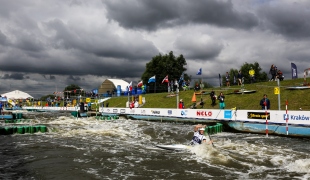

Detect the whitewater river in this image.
[1,113,310,179]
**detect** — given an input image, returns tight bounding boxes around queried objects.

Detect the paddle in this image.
[204,126,241,156]
[205,134,242,156]
[206,128,215,147]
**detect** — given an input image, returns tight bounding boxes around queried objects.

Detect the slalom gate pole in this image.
[76,106,78,120]
[286,100,288,135]
[265,99,268,137]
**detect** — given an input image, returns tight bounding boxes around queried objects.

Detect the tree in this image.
[240,62,268,83]
[221,62,268,85]
[39,94,55,101]
[64,84,84,98]
[141,51,188,92]
[192,79,213,89]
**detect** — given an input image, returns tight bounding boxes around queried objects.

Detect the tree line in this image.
[41,51,269,99]
[141,51,268,92]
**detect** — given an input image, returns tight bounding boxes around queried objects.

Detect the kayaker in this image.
[190,124,207,145]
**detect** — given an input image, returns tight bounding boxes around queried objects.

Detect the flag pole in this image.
[167,80,169,94]
[127,86,129,107]
[219,74,222,87]
[176,83,179,109]
[201,73,203,100]
[155,75,156,93]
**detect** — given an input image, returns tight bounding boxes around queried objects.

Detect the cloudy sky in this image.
[0,0,309,98]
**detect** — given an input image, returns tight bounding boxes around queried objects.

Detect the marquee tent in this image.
[98,79,129,95]
[1,90,34,100]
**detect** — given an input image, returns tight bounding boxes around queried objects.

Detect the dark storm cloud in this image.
[1,73,28,80]
[67,75,83,81]
[103,0,258,31]
[0,16,156,78]
[15,35,45,52]
[0,0,309,97]
[258,2,310,38]
[49,75,56,80]
[44,19,159,61]
[174,37,223,60]
[0,31,8,46]
[42,75,56,80]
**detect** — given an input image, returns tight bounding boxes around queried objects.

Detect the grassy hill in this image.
[104,78,310,111]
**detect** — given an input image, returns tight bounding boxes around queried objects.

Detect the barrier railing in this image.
[205,123,223,135]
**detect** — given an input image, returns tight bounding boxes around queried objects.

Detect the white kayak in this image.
[155,144,191,151]
[285,86,310,90]
[234,90,257,94]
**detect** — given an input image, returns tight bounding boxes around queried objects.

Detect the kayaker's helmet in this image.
[199,128,205,131]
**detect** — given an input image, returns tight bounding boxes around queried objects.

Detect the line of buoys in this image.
[14,113,23,119]
[1,113,24,119]
[71,111,88,117]
[5,119,31,123]
[0,125,48,135]
[95,115,119,120]
[205,123,223,135]
[71,111,78,117]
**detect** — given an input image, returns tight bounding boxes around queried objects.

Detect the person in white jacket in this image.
[190,124,213,146]
[190,124,207,145]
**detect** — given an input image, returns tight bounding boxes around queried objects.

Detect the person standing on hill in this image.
[225,72,230,87]
[179,99,184,109]
[210,90,216,107]
[260,94,270,110]
[217,92,225,109]
[269,64,276,81]
[237,71,243,85]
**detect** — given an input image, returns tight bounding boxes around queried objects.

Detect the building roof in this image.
[98,79,129,94]
[1,90,34,100]
[107,79,129,91]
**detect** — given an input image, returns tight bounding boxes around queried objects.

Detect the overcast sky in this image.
[0,0,309,98]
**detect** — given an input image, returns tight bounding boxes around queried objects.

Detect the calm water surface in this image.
[1,113,310,180]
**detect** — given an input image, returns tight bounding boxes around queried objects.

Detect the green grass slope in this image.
[105,78,310,111]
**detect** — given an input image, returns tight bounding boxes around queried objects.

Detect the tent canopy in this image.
[1,90,34,100]
[98,79,129,95]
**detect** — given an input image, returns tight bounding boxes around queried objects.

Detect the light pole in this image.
[277,78,281,110]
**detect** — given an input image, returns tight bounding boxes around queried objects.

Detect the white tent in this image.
[1,90,34,100]
[98,79,129,94]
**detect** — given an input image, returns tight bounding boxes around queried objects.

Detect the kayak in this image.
[155,144,191,151]
[234,90,256,94]
[285,86,310,90]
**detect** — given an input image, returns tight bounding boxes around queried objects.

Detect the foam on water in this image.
[285,159,310,173]
[48,117,310,177]
[2,114,310,179]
